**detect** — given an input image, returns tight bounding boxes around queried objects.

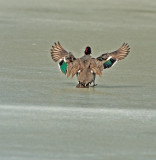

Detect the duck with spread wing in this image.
[50,42,130,88]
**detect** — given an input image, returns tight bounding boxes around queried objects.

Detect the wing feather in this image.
[108,43,130,60]
[51,42,69,62]
[90,58,103,76]
[51,42,78,78]
[66,59,80,78]
[94,43,130,72]
[97,43,130,61]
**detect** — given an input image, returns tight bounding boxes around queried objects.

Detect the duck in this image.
[50,42,130,88]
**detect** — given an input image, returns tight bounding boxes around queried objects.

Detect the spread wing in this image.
[97,43,130,61]
[50,42,79,77]
[108,43,130,60]
[90,43,130,76]
[51,42,70,62]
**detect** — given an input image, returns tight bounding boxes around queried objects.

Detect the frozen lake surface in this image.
[0,0,156,159]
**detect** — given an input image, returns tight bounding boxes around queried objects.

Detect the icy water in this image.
[0,0,156,159]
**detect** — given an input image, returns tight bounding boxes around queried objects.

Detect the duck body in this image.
[77,55,93,87]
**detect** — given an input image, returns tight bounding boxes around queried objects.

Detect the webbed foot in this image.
[90,84,97,87]
[76,82,89,88]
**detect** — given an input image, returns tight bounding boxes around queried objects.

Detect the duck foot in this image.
[90,84,97,87]
[76,82,89,88]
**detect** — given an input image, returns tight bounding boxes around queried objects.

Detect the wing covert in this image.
[94,43,130,71]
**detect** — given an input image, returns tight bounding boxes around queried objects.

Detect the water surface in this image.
[0,0,156,159]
